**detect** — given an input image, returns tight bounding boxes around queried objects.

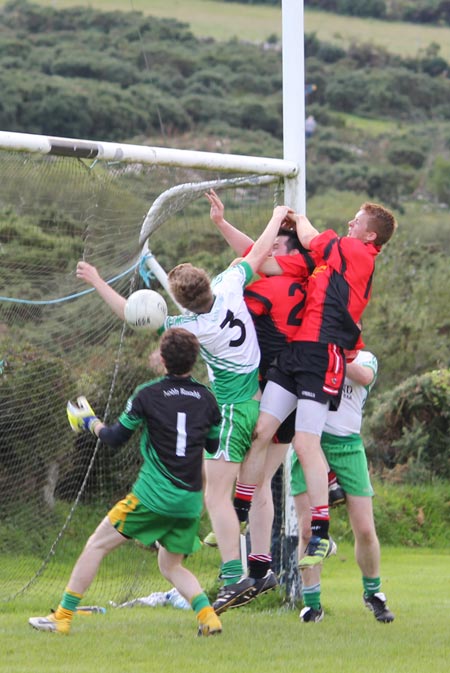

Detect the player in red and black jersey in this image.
[243,203,397,568]
[244,243,314,378]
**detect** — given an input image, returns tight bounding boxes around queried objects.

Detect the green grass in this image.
[305,9,450,61]
[338,113,403,135]
[1,544,448,673]
[19,1,450,60]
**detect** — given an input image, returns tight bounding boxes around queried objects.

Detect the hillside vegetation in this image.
[9,0,450,59]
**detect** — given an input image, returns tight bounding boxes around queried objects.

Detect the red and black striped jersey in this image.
[243,249,315,376]
[276,230,380,349]
[245,274,307,376]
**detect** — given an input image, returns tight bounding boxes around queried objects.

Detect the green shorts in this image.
[205,398,259,464]
[290,432,374,498]
[108,493,202,555]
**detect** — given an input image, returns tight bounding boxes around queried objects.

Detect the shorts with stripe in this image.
[205,398,260,463]
[267,341,345,411]
[108,493,202,555]
[290,432,374,497]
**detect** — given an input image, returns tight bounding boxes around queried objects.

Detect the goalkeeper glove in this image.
[66,396,101,434]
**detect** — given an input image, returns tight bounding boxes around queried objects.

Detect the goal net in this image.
[0,133,299,608]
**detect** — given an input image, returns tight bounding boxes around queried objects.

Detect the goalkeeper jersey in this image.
[163,261,260,405]
[118,374,221,518]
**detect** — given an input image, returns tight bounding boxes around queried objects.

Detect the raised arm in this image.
[244,205,293,274]
[76,261,126,320]
[294,213,320,250]
[205,189,254,256]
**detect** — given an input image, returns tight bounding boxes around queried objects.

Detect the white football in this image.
[124,289,168,331]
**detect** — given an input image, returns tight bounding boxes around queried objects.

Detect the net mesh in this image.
[0,148,293,607]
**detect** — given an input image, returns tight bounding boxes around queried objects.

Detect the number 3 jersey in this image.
[119,375,222,518]
[163,262,261,405]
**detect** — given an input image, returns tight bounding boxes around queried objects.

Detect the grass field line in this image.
[21,0,450,60]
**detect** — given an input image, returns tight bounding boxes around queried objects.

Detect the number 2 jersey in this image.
[276,231,380,349]
[243,249,315,378]
[118,374,222,518]
[163,261,260,405]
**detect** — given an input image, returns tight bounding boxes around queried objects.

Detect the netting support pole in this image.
[282,0,306,214]
[281,0,306,601]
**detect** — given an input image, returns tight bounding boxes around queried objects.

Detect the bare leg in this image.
[249,442,289,555]
[158,546,222,635]
[239,411,282,487]
[158,547,204,603]
[294,491,323,621]
[204,457,241,563]
[294,431,329,509]
[346,495,380,577]
[66,516,127,595]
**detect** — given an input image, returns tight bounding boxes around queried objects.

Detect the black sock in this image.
[248,557,271,580]
[311,519,329,539]
[233,496,250,523]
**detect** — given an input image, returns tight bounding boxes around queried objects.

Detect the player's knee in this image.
[355,525,378,546]
[253,416,275,446]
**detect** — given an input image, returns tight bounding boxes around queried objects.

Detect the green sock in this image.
[220,560,244,586]
[363,576,381,597]
[303,582,321,611]
[60,589,82,612]
[191,592,211,614]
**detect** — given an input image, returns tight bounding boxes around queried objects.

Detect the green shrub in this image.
[428,156,450,205]
[331,479,449,547]
[387,144,426,169]
[365,369,450,480]
[0,338,76,507]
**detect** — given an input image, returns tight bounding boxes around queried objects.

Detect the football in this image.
[124,289,168,331]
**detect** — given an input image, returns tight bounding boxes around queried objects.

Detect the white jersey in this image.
[164,261,260,405]
[323,350,377,437]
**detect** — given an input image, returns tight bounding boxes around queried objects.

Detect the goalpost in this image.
[0,0,306,606]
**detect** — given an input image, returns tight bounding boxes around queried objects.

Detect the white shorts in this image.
[260,382,330,437]
[260,381,297,422]
[295,399,330,436]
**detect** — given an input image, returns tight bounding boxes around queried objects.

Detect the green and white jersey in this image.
[323,350,377,437]
[164,261,260,405]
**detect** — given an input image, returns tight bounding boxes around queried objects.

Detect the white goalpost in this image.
[0,0,306,605]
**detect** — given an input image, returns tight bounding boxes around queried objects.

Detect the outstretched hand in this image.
[76,261,102,287]
[66,396,101,434]
[204,189,225,225]
[274,206,297,232]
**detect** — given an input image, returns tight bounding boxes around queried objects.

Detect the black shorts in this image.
[275,410,296,444]
[267,341,345,412]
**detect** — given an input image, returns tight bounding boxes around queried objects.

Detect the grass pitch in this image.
[1,543,448,673]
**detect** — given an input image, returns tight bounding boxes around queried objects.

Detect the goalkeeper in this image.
[29,328,223,637]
